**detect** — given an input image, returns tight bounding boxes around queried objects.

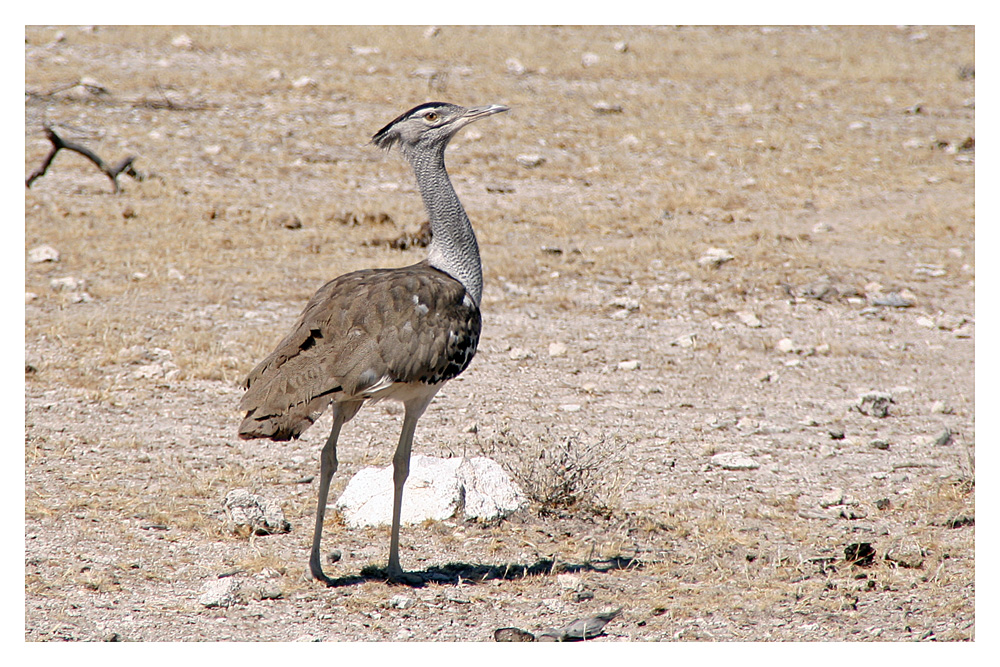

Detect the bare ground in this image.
[25,26,974,642]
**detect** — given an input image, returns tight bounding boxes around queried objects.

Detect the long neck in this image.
[407,147,483,306]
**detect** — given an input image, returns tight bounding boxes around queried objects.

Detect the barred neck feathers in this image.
[406,145,483,307]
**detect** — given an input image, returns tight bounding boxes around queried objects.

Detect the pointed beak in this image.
[461,104,510,125]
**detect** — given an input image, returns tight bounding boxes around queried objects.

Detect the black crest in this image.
[370,101,451,150]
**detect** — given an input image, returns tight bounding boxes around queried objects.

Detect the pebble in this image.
[932,428,954,446]
[698,247,734,268]
[710,452,760,470]
[671,333,696,348]
[870,290,915,308]
[548,342,568,357]
[559,404,582,412]
[505,58,526,75]
[617,359,641,371]
[515,154,544,168]
[508,347,534,361]
[775,338,796,353]
[855,391,894,418]
[28,244,60,263]
[931,400,954,415]
[222,489,291,535]
[198,577,241,608]
[736,310,762,328]
[592,101,623,114]
[870,439,891,450]
[819,488,845,508]
[50,276,86,291]
[388,595,415,610]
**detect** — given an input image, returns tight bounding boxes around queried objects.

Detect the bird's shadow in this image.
[321,556,641,588]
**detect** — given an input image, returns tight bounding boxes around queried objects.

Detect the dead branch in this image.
[25,126,144,193]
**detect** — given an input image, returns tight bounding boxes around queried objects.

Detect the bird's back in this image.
[239,260,481,441]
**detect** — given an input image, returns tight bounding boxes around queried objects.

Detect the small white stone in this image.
[581,52,600,67]
[505,58,526,75]
[50,276,86,291]
[710,452,760,470]
[171,34,193,49]
[388,595,415,610]
[508,347,534,360]
[671,334,696,348]
[548,342,568,357]
[292,76,317,89]
[736,310,762,328]
[617,359,641,371]
[819,488,845,508]
[915,316,936,328]
[559,403,582,412]
[775,338,796,353]
[515,153,544,168]
[28,244,60,263]
[198,577,241,608]
[698,247,734,268]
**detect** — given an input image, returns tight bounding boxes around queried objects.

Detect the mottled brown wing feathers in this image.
[238,261,480,441]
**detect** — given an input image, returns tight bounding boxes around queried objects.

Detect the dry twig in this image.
[25,126,144,193]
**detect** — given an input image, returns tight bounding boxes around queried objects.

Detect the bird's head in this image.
[370,102,509,157]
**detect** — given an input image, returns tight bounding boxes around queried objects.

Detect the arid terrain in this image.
[25,26,974,641]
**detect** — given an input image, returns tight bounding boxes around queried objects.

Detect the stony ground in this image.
[25,26,974,642]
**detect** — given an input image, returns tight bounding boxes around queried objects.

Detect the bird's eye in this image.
[424,111,438,122]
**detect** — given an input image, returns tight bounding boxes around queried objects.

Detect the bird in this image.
[238,102,509,585]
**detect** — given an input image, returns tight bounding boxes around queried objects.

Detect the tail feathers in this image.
[238,395,330,441]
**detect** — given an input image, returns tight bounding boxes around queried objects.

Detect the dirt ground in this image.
[25,26,974,642]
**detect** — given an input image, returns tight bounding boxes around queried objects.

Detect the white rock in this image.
[671,334,696,348]
[25,292,38,304]
[28,244,60,263]
[388,595,415,609]
[581,52,600,67]
[736,310,762,328]
[617,359,641,371]
[698,247,734,268]
[548,342,568,357]
[223,489,290,535]
[50,276,85,291]
[710,452,760,470]
[515,153,545,168]
[775,338,796,353]
[292,76,317,89]
[171,34,193,49]
[559,403,582,412]
[335,455,525,528]
[508,347,534,360]
[456,457,527,521]
[198,577,241,607]
[855,391,894,418]
[819,488,845,508]
[506,58,526,75]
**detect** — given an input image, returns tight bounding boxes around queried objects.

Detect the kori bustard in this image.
[238,102,508,584]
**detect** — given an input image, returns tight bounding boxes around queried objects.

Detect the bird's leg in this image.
[387,393,435,585]
[309,407,346,585]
